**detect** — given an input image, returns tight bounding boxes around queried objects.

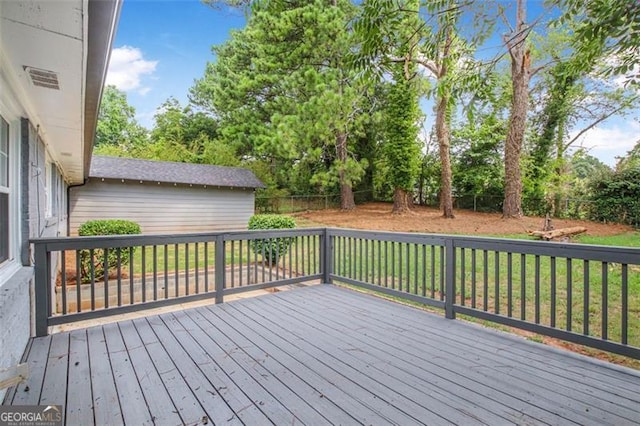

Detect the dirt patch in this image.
[295,202,633,237]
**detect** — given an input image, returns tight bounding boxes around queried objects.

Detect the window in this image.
[45,158,62,218]
[49,164,59,217]
[0,116,9,263]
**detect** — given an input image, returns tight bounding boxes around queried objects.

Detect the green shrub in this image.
[588,167,640,227]
[248,214,296,265]
[78,219,141,283]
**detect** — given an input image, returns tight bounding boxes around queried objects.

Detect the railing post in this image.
[215,235,225,304]
[321,229,332,284]
[444,238,456,319]
[34,242,51,336]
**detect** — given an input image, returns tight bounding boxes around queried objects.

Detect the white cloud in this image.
[106,46,158,94]
[568,121,640,166]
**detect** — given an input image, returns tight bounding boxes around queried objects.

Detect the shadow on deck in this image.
[4,285,640,425]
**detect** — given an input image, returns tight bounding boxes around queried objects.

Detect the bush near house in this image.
[78,219,141,283]
[248,214,296,265]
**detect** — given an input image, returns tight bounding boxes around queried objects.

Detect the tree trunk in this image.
[418,164,424,206]
[340,183,355,210]
[430,26,455,219]
[436,93,455,219]
[552,123,566,217]
[503,0,530,219]
[336,132,356,210]
[392,188,411,214]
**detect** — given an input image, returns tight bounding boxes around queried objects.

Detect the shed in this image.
[69,156,265,234]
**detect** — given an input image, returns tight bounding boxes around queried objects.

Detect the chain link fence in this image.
[255,190,604,222]
[451,194,596,220]
[256,190,374,214]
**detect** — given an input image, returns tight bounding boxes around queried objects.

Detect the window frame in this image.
[0,115,10,265]
[0,91,21,276]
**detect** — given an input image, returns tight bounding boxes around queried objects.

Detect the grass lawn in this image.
[574,232,640,247]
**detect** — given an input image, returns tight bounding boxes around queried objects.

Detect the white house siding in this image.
[70,179,256,235]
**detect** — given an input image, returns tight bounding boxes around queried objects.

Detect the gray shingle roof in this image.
[89,156,265,189]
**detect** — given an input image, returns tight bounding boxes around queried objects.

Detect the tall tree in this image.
[502,0,530,218]
[95,85,147,147]
[192,0,370,209]
[355,0,492,216]
[383,66,421,213]
[356,0,423,213]
[526,21,640,215]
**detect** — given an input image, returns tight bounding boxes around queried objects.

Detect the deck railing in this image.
[33,228,640,359]
[327,229,640,359]
[32,228,325,336]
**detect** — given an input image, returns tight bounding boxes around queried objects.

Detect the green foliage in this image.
[77,220,141,283]
[151,97,219,156]
[248,214,296,264]
[558,0,640,86]
[95,94,236,167]
[452,113,505,198]
[78,219,141,236]
[382,72,421,193]
[246,160,290,212]
[95,86,148,147]
[617,141,640,172]
[190,0,371,202]
[588,167,640,226]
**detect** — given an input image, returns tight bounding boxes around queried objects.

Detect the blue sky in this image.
[106,0,639,167]
[107,1,245,127]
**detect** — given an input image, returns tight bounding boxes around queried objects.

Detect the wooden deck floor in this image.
[4,285,640,425]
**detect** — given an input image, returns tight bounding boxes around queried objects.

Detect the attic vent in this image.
[23,66,60,90]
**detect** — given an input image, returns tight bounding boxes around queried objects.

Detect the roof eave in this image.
[83,0,122,180]
[90,176,266,190]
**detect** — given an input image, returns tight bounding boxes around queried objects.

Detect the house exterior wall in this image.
[0,75,67,401]
[69,179,256,235]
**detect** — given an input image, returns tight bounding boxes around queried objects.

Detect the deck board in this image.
[10,336,51,405]
[247,292,563,425]
[118,321,183,425]
[86,326,122,425]
[239,295,527,425]
[39,333,69,413]
[161,311,290,425]
[102,322,153,425]
[131,317,210,424]
[207,304,428,425]
[316,286,640,402]
[65,329,93,426]
[222,300,467,425]
[5,284,640,426]
[171,310,306,425]
[187,305,394,425]
[280,287,639,424]
[320,287,640,395]
[314,288,640,414]
[144,315,242,425]
[207,304,426,425]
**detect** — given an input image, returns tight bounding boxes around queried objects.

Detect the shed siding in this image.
[69,180,255,235]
